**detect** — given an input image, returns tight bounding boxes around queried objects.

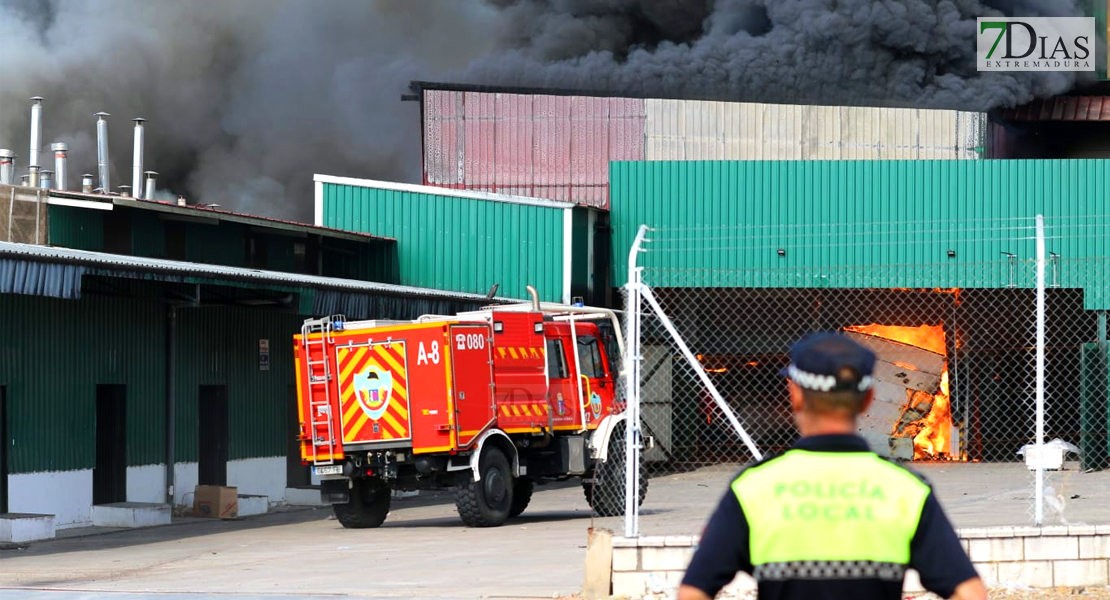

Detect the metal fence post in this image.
[624,225,649,538]
[1035,214,1046,525]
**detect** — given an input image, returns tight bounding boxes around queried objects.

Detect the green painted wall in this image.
[321,182,568,302]
[0,283,301,474]
[611,160,1110,308]
[48,206,104,251]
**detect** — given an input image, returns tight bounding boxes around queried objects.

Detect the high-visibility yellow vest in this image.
[733,450,930,577]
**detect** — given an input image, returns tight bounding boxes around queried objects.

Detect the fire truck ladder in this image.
[301,316,343,466]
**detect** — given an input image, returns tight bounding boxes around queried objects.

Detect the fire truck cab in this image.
[293,290,645,528]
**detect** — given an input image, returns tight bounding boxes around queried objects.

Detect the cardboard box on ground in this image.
[194,486,238,519]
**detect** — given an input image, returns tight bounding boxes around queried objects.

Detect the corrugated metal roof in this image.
[45,189,394,243]
[1003,96,1110,121]
[313,175,577,210]
[0,241,498,302]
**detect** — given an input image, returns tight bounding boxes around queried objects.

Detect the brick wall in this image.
[606,526,1110,598]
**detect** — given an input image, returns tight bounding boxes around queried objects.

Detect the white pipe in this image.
[1034,214,1046,525]
[144,171,158,200]
[132,118,146,198]
[51,142,68,190]
[0,150,15,185]
[639,284,763,461]
[95,112,110,192]
[29,97,43,168]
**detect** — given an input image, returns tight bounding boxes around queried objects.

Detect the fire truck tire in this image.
[582,425,647,517]
[333,480,391,529]
[455,447,513,527]
[509,478,534,518]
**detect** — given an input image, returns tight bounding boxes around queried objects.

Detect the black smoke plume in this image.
[0,0,1090,222]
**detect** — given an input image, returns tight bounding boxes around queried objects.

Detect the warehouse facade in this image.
[410,81,988,209]
[0,185,492,528]
[314,175,609,306]
[608,159,1110,467]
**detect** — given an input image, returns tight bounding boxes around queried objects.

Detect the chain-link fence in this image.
[604,217,1110,537]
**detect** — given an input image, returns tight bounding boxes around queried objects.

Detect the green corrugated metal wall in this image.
[0,284,301,474]
[0,288,163,472]
[174,306,301,462]
[131,211,166,256]
[49,206,104,250]
[611,160,1110,307]
[186,223,246,266]
[321,182,567,301]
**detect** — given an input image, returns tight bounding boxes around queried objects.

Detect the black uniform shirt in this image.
[682,434,978,600]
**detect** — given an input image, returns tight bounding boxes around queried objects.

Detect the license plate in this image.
[314,465,342,476]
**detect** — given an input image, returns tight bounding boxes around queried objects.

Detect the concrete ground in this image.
[1,463,1108,600]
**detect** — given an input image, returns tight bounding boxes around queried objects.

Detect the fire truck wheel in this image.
[333,480,391,529]
[582,425,648,517]
[509,478,534,518]
[455,447,513,527]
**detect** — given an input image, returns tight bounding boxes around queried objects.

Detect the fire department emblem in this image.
[354,365,393,421]
[589,392,603,419]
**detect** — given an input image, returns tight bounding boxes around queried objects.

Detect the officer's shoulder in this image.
[873,454,934,489]
[730,449,789,484]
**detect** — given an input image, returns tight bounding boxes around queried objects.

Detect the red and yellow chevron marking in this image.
[337,343,411,443]
[498,403,550,418]
[496,346,542,360]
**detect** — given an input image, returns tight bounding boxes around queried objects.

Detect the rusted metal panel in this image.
[421,89,647,209]
[1004,96,1110,121]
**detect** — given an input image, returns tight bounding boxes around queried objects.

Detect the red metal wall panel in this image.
[1003,96,1110,121]
[421,89,647,209]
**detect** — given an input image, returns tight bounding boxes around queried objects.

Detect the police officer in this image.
[679,332,987,600]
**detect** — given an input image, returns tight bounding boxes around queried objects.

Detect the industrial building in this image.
[0,183,493,530]
[374,83,1110,470]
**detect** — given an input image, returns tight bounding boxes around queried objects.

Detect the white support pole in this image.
[623,225,648,538]
[639,284,764,462]
[1034,214,1046,525]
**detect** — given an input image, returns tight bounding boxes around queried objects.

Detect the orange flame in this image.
[844,323,955,460]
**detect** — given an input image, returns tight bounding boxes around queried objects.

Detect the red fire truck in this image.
[293,288,646,528]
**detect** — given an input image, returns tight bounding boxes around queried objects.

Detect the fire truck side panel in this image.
[328,323,458,454]
[335,340,412,444]
[490,312,551,433]
[448,324,496,447]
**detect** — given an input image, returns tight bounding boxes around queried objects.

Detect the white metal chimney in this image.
[39,169,53,190]
[144,171,158,200]
[95,112,110,192]
[51,142,68,190]
[0,149,15,185]
[131,118,145,198]
[81,174,94,193]
[118,185,131,197]
[27,165,40,188]
[29,97,43,168]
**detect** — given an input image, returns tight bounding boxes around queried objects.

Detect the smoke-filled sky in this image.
[0,0,1089,222]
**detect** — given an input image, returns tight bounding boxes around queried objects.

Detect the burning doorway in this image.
[844,324,958,461]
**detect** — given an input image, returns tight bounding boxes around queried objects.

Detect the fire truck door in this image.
[450,324,495,447]
[575,334,616,426]
[545,338,579,427]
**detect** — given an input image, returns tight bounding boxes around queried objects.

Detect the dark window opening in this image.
[94,385,127,505]
[0,386,7,513]
[577,335,607,379]
[547,339,569,379]
[198,385,229,486]
[165,221,186,260]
